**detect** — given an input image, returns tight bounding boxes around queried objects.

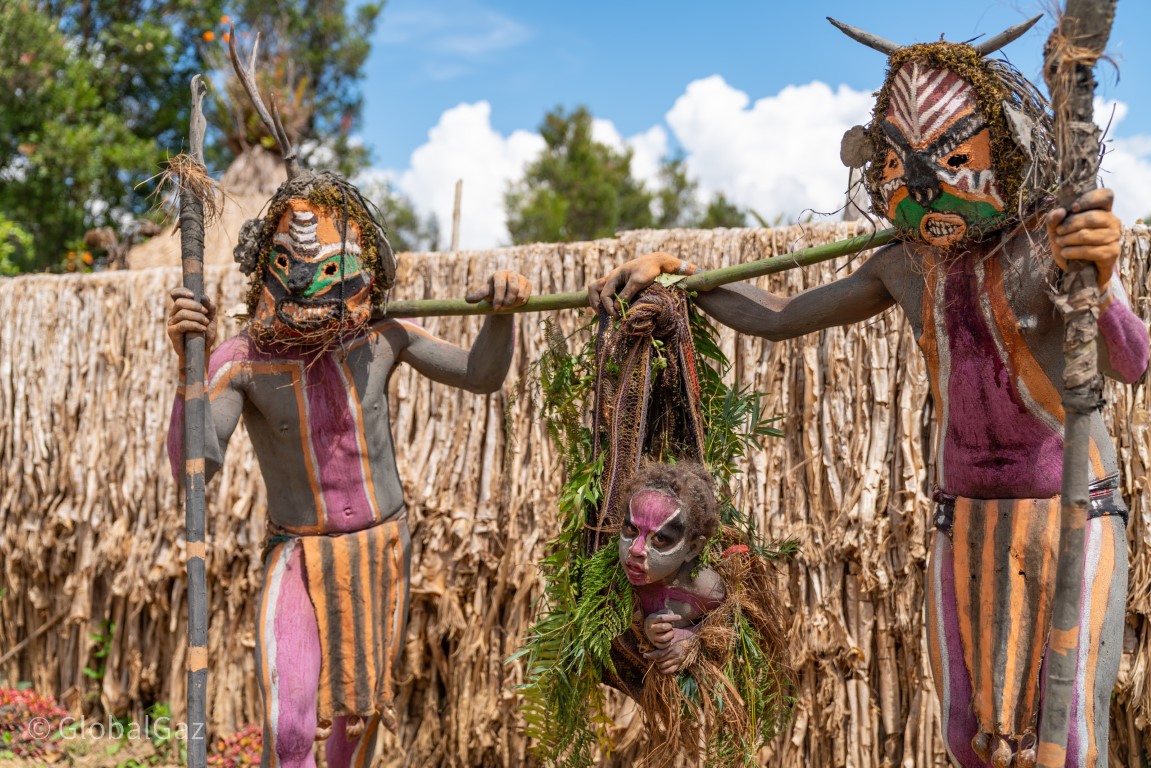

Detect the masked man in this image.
[167,171,530,768]
[589,20,1148,768]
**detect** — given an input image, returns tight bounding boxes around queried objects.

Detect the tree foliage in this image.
[0,0,382,271]
[654,154,700,229]
[505,106,654,245]
[356,177,441,253]
[204,0,383,174]
[505,107,747,245]
[698,192,748,229]
[0,0,219,270]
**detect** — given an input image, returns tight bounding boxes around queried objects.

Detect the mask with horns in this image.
[227,30,396,349]
[831,16,1056,250]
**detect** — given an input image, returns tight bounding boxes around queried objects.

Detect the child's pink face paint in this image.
[618,489,690,586]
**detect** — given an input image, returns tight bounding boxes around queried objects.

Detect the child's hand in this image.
[644,638,690,675]
[644,611,682,649]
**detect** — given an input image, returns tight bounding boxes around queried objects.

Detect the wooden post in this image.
[1037,2,1117,765]
[451,179,463,251]
[180,75,210,768]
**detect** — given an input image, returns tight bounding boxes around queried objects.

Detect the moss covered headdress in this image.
[832,16,1057,235]
[233,172,396,315]
[226,31,396,317]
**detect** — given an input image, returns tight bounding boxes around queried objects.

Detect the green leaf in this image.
[513,296,795,765]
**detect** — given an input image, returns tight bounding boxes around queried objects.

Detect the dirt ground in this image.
[3,736,179,767]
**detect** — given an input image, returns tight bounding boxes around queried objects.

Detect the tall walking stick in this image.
[179,74,210,768]
[1038,2,1117,765]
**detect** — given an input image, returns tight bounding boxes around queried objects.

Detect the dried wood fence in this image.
[1,222,1149,767]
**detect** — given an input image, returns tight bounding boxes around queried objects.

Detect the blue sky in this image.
[353,1,1151,248]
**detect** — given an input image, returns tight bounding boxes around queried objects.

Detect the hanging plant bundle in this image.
[515,282,797,767]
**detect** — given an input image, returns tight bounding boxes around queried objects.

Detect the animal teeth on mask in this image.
[284,301,337,324]
[925,218,961,237]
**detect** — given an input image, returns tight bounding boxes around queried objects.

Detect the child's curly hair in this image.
[621,460,719,541]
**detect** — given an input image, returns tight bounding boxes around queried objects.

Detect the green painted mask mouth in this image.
[894,192,1007,245]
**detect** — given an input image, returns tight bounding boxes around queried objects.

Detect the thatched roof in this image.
[127,146,287,270]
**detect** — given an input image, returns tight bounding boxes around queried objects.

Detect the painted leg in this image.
[257,541,323,768]
[325,715,381,768]
[1043,515,1128,767]
[381,522,412,732]
[926,532,987,768]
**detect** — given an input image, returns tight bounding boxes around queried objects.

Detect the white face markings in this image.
[287,210,320,257]
[619,490,691,586]
[887,61,977,148]
[879,62,1006,214]
[273,210,363,263]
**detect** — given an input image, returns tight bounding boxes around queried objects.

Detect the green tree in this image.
[505,109,749,244]
[0,0,382,271]
[357,178,441,253]
[655,154,747,229]
[698,192,748,228]
[653,154,700,228]
[207,0,383,174]
[506,106,654,244]
[0,215,33,276]
[0,1,216,270]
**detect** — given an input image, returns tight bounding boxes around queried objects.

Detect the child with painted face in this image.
[618,461,725,675]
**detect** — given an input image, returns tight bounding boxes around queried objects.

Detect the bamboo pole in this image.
[1037,2,1116,766]
[181,74,210,768]
[383,227,895,318]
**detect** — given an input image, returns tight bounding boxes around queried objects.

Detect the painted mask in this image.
[875,60,1008,248]
[251,199,373,343]
[619,489,701,586]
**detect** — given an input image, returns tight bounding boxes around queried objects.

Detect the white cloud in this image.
[391,101,544,250]
[666,75,874,222]
[367,81,1151,253]
[371,105,669,249]
[1096,98,1151,222]
[370,78,874,249]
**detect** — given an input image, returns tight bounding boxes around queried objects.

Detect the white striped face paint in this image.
[876,61,1008,248]
[255,199,373,337]
[619,489,691,586]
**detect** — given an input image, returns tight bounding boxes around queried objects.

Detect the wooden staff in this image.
[180,74,210,768]
[384,227,896,318]
[1038,2,1117,765]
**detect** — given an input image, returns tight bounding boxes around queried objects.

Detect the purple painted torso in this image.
[636,582,723,620]
[697,224,1143,500]
[882,228,1147,499]
[929,259,1063,497]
